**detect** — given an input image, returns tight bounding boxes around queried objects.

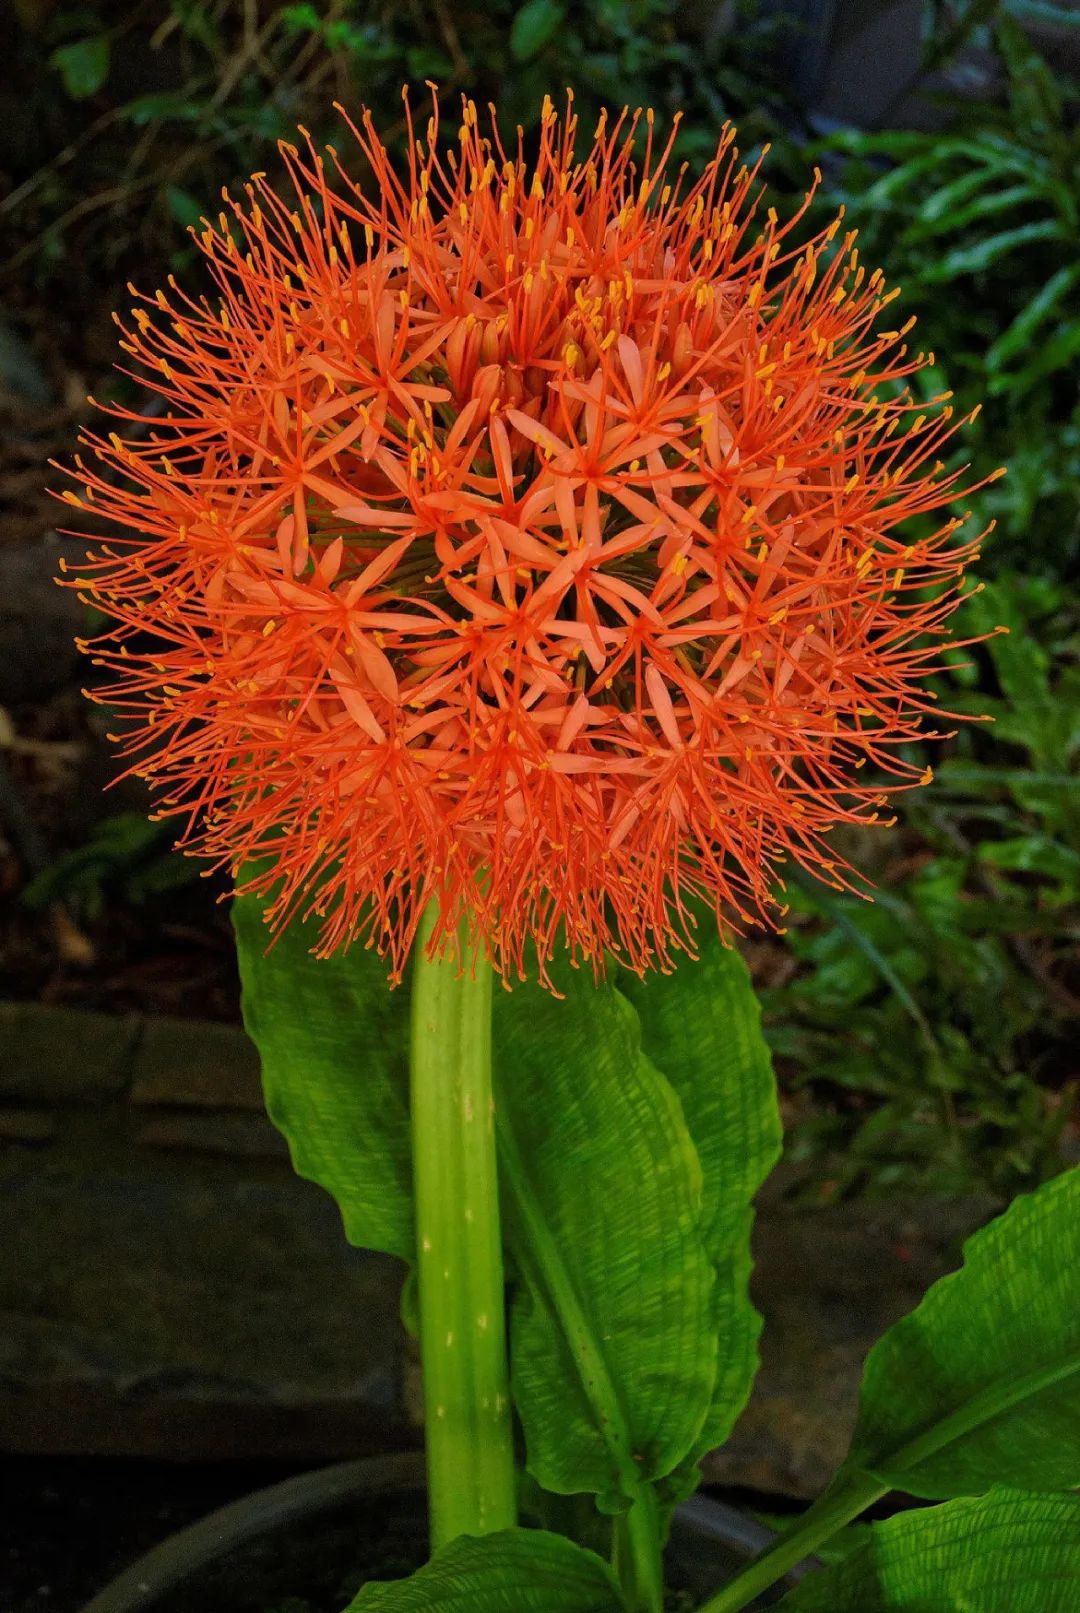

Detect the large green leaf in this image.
[493,959,716,1512]
[842,1167,1080,1497]
[349,1528,623,1612]
[233,894,413,1262]
[777,1490,1080,1611]
[621,930,781,1473]
[235,892,772,1517]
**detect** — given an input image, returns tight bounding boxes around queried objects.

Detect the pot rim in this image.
[79,1450,810,1613]
[80,1453,427,1613]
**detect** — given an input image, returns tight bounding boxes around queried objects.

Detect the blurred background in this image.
[1,2,1078,1608]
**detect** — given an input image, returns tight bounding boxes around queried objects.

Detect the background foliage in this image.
[2,0,1078,1201]
[775,5,1080,1199]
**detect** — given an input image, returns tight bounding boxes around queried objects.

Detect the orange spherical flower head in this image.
[59,92,995,984]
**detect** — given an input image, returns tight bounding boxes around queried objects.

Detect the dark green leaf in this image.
[977,834,1080,888]
[510,0,565,61]
[935,764,1079,795]
[985,265,1080,372]
[232,894,413,1262]
[1009,0,1080,23]
[171,0,221,51]
[922,219,1064,281]
[962,582,1054,733]
[349,1528,622,1612]
[281,3,324,34]
[990,321,1080,397]
[902,182,1038,244]
[861,150,972,208]
[49,36,110,99]
[123,92,204,127]
[920,0,999,75]
[166,187,205,230]
[915,158,1018,223]
[21,813,182,916]
[821,130,940,158]
[778,1490,1080,1611]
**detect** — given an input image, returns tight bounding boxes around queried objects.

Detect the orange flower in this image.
[60,93,992,982]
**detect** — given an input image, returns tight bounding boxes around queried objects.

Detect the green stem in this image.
[696,1470,888,1613]
[613,1490,665,1613]
[410,902,517,1551]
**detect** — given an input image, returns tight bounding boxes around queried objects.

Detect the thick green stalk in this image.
[410,903,517,1550]
[696,1470,888,1613]
[613,1490,665,1613]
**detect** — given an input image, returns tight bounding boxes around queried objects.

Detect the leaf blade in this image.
[843,1167,1080,1497]
[233,894,413,1262]
[494,961,716,1511]
[778,1490,1080,1612]
[349,1528,623,1612]
[622,931,781,1467]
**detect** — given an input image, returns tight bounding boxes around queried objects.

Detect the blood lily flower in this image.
[60,93,991,981]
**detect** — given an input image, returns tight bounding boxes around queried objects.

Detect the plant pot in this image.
[80,1451,812,1613]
